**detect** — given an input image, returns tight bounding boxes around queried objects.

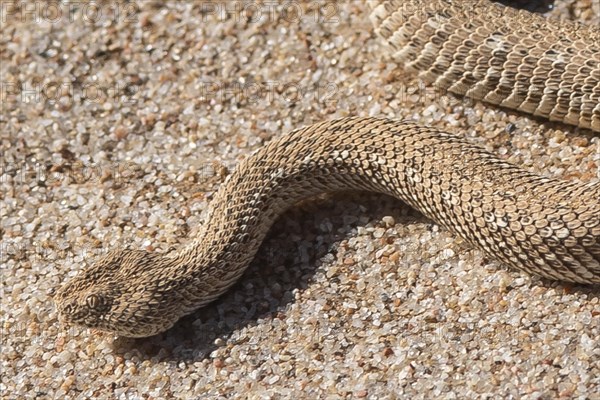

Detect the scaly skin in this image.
[369,0,600,130]
[55,117,600,337]
[55,1,600,337]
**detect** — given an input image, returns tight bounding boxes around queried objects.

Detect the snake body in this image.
[370,0,600,130]
[56,1,600,337]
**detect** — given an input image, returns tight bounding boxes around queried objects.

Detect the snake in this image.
[55,0,600,338]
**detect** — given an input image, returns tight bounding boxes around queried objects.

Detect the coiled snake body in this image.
[56,1,600,337]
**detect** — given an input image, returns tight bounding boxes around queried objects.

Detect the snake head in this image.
[55,249,183,338]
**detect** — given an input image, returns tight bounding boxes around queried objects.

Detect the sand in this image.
[1,1,599,399]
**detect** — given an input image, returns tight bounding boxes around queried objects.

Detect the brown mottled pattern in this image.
[369,0,600,131]
[55,2,600,338]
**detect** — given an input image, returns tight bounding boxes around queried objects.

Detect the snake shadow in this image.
[112,192,600,362]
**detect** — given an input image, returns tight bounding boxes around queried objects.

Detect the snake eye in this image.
[85,294,103,309]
